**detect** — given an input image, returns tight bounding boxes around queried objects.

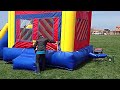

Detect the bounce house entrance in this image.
[15,18,60,48]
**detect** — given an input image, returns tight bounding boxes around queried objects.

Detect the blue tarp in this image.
[89,53,107,58]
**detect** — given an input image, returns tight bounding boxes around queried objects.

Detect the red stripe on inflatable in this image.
[14,42,33,48]
[25,30,32,40]
[39,19,53,37]
[77,19,85,40]
[39,25,48,38]
[21,29,28,40]
[46,45,53,50]
[53,18,59,41]
[46,43,57,50]
[45,19,53,28]
[33,18,39,40]
[76,20,83,40]
[39,20,53,40]
[76,19,82,40]
[16,19,20,41]
[15,11,61,15]
[79,20,86,40]
[47,43,57,48]
[81,20,88,40]
[46,45,55,50]
[76,19,80,32]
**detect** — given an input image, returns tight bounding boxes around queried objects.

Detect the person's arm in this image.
[46,38,60,44]
[33,41,38,50]
[47,39,60,45]
[47,39,56,43]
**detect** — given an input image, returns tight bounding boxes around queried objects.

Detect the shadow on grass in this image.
[74,59,93,71]
[45,59,94,71]
[45,65,58,71]
[4,61,13,64]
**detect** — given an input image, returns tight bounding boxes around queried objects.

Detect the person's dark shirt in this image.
[34,38,55,51]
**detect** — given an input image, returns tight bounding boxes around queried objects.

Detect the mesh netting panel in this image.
[38,18,54,41]
[17,19,33,42]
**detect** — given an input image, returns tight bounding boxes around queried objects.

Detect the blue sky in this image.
[92,11,120,30]
[0,11,120,30]
[0,11,8,29]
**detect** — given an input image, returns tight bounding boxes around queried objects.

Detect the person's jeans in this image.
[36,54,46,73]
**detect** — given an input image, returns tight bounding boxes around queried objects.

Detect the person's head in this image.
[38,35,43,39]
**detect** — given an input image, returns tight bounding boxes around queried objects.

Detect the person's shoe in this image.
[34,71,40,75]
[35,72,40,75]
[34,70,40,75]
[41,68,46,71]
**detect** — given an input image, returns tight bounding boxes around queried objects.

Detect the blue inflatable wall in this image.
[13,53,36,71]
[13,48,36,70]
[46,45,93,70]
[13,45,93,71]
[0,31,8,59]
[3,48,35,62]
[3,47,24,62]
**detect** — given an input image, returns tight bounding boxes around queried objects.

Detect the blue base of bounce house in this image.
[3,45,93,71]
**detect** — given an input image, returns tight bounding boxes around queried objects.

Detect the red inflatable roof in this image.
[15,11,61,15]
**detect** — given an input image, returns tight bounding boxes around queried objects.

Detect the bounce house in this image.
[0,11,94,71]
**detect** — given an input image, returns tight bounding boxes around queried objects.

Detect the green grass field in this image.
[0,35,120,79]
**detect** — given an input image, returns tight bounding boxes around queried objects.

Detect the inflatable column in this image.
[8,11,15,48]
[61,11,76,52]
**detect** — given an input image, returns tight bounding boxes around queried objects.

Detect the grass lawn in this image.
[0,35,120,79]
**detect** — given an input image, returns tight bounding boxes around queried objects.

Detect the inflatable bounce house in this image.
[0,11,93,71]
